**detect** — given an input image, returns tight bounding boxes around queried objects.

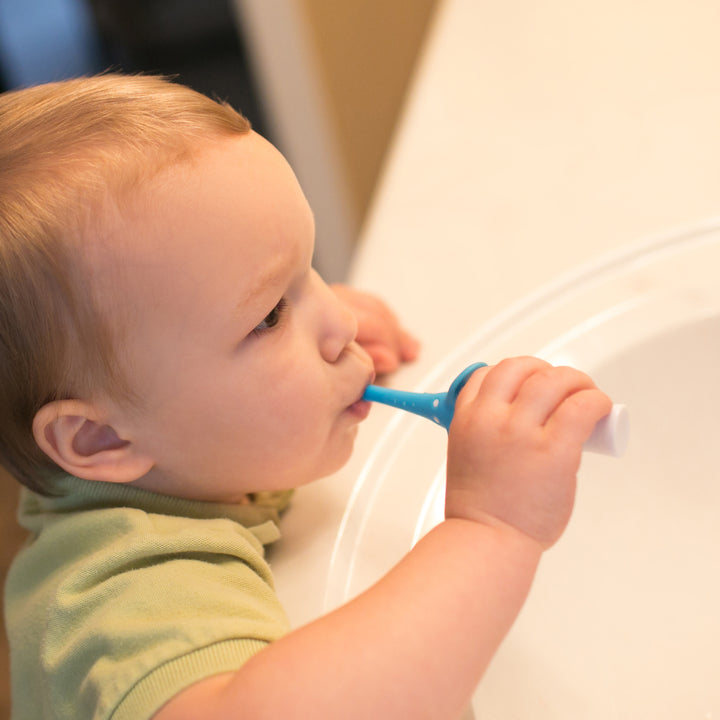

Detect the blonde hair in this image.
[0,74,251,492]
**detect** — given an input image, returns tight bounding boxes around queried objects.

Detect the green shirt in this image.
[4,475,292,720]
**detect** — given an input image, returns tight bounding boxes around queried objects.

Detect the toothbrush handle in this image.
[583,404,629,457]
[363,385,628,457]
[362,385,451,428]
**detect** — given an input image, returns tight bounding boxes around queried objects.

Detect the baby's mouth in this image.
[345,371,375,417]
[361,370,376,399]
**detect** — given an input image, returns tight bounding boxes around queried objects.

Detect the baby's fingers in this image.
[545,385,613,447]
[512,364,603,428]
[331,285,420,374]
[467,356,553,406]
[453,358,612,450]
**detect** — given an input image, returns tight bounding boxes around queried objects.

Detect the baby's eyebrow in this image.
[231,258,287,317]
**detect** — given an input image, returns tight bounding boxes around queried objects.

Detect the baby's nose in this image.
[319,291,358,363]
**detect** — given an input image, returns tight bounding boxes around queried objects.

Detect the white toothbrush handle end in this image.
[584,404,629,457]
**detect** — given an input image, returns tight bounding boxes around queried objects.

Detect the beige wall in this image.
[233,0,438,278]
[300,0,438,223]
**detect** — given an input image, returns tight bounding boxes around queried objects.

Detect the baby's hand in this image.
[445,357,612,548]
[331,284,420,375]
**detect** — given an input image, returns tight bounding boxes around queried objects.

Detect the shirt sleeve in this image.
[7,506,291,720]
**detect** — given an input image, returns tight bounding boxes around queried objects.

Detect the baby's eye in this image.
[253,298,288,335]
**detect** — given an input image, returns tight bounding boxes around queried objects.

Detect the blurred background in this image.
[0,0,438,280]
[0,1,437,715]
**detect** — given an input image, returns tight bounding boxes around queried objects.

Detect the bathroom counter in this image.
[271,0,720,630]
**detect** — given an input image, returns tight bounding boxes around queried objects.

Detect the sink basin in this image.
[325,222,720,718]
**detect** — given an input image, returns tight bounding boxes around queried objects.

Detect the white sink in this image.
[325,222,720,718]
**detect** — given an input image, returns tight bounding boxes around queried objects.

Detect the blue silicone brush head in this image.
[362,362,487,431]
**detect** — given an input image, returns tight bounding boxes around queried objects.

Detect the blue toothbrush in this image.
[363,362,488,431]
[362,362,628,456]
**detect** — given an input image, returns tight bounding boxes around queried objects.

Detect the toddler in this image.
[0,75,611,720]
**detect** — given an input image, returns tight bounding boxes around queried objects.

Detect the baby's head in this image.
[0,75,373,498]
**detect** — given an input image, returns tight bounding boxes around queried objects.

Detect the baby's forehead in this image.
[81,144,199,252]
[83,131,308,306]
[76,139,227,307]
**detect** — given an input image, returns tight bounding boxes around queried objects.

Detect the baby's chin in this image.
[309,426,361,483]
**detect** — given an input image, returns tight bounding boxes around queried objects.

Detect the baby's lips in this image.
[359,371,376,403]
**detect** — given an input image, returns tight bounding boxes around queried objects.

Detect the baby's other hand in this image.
[445,357,612,549]
[331,284,420,375]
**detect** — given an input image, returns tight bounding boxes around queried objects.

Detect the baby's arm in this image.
[330,284,420,375]
[154,357,611,720]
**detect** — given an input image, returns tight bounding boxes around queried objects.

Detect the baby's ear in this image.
[32,400,154,483]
